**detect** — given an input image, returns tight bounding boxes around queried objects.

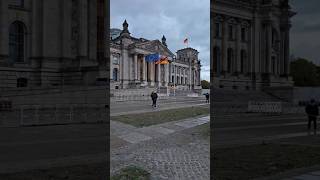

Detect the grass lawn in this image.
[213,143,320,180]
[189,122,210,139]
[111,106,209,127]
[111,166,150,180]
[0,163,107,180]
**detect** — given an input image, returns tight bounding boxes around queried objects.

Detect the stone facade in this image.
[212,0,296,90]
[110,20,202,90]
[0,0,106,89]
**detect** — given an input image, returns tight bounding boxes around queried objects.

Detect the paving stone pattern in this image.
[110,116,210,180]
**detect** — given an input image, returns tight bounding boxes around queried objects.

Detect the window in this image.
[9,0,24,7]
[214,46,221,75]
[181,77,184,84]
[172,76,174,83]
[272,57,276,74]
[112,55,119,64]
[241,28,246,41]
[185,77,187,84]
[227,48,233,73]
[240,50,246,73]
[215,23,220,37]
[113,68,118,81]
[9,21,26,63]
[228,25,233,40]
[17,78,27,87]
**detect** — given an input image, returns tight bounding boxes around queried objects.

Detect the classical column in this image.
[222,19,228,73]
[189,66,192,87]
[137,56,140,80]
[284,27,290,76]
[79,0,88,58]
[134,54,138,81]
[150,62,155,86]
[266,22,272,74]
[236,22,241,73]
[0,0,9,62]
[157,63,161,86]
[122,48,129,87]
[165,64,169,86]
[143,55,146,82]
[253,11,260,75]
[198,70,200,85]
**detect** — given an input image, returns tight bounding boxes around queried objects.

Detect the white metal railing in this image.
[248,101,282,113]
[14,104,107,126]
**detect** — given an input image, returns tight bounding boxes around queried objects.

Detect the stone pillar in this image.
[0,0,9,62]
[253,11,260,75]
[122,48,129,88]
[143,55,146,82]
[284,28,290,76]
[180,68,182,85]
[134,54,138,81]
[236,22,241,73]
[266,22,272,74]
[189,66,192,87]
[79,0,88,58]
[30,0,44,69]
[61,0,72,58]
[165,64,169,86]
[157,63,161,86]
[222,19,228,72]
[137,56,140,80]
[150,62,155,86]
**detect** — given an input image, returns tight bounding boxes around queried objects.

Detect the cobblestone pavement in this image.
[110,117,210,180]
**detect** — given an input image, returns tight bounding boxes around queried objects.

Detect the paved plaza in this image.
[110,96,210,179]
[213,111,320,180]
[0,124,107,174]
[111,109,210,180]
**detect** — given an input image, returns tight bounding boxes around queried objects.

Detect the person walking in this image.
[305,99,319,133]
[151,91,158,108]
[205,93,210,103]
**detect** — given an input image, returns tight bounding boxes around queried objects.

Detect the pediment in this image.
[132,40,174,57]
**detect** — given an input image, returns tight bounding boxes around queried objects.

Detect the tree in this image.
[201,80,210,89]
[290,58,319,86]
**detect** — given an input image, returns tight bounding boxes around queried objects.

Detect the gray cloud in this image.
[111,0,210,81]
[290,0,320,64]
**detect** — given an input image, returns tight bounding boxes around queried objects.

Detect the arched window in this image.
[9,21,26,63]
[113,68,118,81]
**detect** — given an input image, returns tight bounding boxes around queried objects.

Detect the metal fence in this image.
[0,104,107,127]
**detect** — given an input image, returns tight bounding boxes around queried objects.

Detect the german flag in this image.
[155,56,169,64]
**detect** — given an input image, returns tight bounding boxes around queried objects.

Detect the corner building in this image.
[0,0,105,88]
[212,0,295,90]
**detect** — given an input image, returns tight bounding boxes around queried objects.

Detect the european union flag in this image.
[145,53,161,62]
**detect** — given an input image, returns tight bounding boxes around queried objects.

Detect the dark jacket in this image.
[305,103,319,116]
[151,92,158,100]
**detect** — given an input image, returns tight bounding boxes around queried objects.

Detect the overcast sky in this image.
[290,0,320,65]
[110,0,210,81]
[110,1,318,81]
